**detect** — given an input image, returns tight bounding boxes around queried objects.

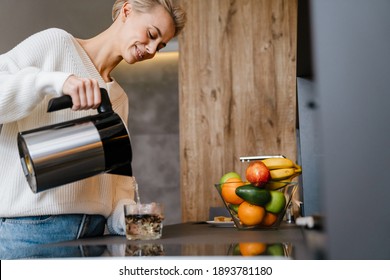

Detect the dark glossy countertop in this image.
[40,222,325,259]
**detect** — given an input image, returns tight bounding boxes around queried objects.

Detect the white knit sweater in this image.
[0,28,135,235]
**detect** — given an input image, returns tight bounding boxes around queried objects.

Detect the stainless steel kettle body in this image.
[17,88,132,193]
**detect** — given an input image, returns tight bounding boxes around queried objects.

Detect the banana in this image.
[269,168,296,181]
[261,158,295,170]
[294,164,302,174]
[265,181,289,190]
[264,160,303,187]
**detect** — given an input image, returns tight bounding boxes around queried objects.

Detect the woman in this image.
[0,0,186,258]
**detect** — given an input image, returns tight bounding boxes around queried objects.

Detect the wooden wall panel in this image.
[178,0,297,222]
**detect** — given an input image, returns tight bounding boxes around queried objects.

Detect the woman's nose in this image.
[146,42,159,55]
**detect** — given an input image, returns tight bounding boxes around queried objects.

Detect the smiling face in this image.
[118,2,175,64]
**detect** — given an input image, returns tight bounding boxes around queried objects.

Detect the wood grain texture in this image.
[178,0,297,222]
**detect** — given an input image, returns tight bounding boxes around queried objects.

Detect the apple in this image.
[219,171,241,184]
[218,171,242,192]
[245,161,270,187]
[265,191,286,214]
[266,243,285,256]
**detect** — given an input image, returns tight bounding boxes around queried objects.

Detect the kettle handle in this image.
[47,88,112,114]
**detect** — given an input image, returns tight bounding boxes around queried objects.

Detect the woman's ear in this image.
[121,2,132,21]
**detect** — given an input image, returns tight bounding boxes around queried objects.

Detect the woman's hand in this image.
[62,75,102,111]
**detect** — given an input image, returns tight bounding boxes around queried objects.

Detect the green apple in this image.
[265,191,286,214]
[266,243,285,256]
[219,171,242,184]
[217,172,241,193]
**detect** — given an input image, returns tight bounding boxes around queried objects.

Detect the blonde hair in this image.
[112,0,186,36]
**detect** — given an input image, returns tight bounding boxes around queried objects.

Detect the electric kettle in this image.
[17,88,133,193]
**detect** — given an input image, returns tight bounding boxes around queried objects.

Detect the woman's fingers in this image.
[62,75,102,111]
[91,79,101,110]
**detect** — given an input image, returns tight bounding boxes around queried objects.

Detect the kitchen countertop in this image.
[39,221,326,259]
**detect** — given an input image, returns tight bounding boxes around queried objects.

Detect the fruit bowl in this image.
[214,180,298,230]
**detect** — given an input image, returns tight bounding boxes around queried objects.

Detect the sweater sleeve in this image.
[0,29,73,124]
[0,66,71,123]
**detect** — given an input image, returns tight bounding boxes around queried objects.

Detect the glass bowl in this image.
[214,180,298,230]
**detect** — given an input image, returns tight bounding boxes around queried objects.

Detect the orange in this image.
[261,212,278,226]
[239,242,267,256]
[238,201,266,226]
[221,177,245,204]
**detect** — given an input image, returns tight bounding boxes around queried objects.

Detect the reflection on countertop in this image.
[3,222,326,259]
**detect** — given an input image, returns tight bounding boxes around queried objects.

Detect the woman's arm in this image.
[0,56,71,123]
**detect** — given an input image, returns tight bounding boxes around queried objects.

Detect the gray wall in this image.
[112,56,181,225]
[0,0,181,225]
